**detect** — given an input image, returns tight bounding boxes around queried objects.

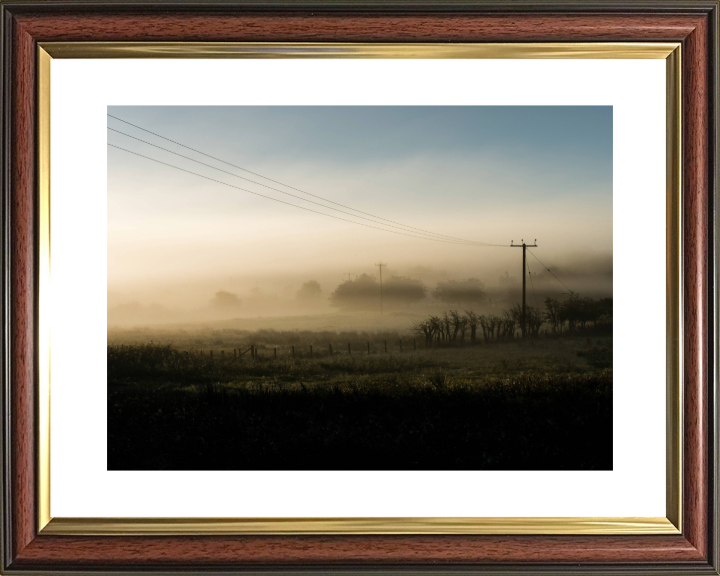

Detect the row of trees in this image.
[328,274,487,309]
[412,310,520,346]
[412,293,613,345]
[210,277,613,322]
[543,293,613,332]
[211,280,324,310]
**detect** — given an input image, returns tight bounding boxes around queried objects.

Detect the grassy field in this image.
[110,309,420,332]
[108,307,496,341]
[108,329,612,471]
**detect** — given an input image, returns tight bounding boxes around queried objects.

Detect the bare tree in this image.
[464,310,479,343]
[510,303,543,338]
[499,311,515,340]
[449,310,462,341]
[458,315,469,342]
[428,316,442,343]
[442,312,452,342]
[412,319,434,347]
[543,297,563,332]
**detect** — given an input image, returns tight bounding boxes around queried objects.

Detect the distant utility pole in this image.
[510,239,537,338]
[344,273,354,282]
[376,262,387,315]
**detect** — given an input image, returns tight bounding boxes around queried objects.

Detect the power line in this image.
[526,258,538,308]
[107,126,492,245]
[107,114,506,248]
[526,248,573,292]
[108,143,497,247]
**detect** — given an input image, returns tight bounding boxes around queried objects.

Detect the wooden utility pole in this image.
[376,262,387,315]
[510,239,537,338]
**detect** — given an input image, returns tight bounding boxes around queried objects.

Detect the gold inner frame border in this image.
[36,41,682,536]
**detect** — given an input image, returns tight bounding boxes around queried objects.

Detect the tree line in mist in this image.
[326,274,488,309]
[108,266,611,328]
[413,293,613,345]
[210,274,489,311]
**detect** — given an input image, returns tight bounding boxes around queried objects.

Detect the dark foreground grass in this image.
[108,341,612,471]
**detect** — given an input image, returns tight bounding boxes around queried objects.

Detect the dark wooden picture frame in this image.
[1,1,718,573]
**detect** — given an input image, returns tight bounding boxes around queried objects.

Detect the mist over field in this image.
[108,106,612,331]
[107,253,612,330]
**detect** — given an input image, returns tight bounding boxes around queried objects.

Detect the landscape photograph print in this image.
[107,105,613,471]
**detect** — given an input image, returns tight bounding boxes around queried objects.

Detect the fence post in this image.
[348,343,351,355]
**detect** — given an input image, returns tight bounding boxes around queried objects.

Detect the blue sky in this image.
[107,106,612,299]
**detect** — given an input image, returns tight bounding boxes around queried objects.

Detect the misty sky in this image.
[108,106,612,305]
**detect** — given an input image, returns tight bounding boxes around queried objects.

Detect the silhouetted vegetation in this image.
[413,294,612,345]
[431,278,486,306]
[328,274,428,310]
[544,292,612,331]
[328,273,380,310]
[209,290,241,309]
[295,280,322,301]
[109,367,611,470]
[108,327,612,471]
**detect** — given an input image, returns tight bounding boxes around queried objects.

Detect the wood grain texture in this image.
[681,12,710,561]
[10,534,706,567]
[13,12,704,43]
[2,4,716,572]
[10,19,36,562]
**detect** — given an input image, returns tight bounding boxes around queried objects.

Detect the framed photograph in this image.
[1,1,717,574]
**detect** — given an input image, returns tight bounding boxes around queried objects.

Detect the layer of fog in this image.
[108,251,612,329]
[109,126,612,330]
